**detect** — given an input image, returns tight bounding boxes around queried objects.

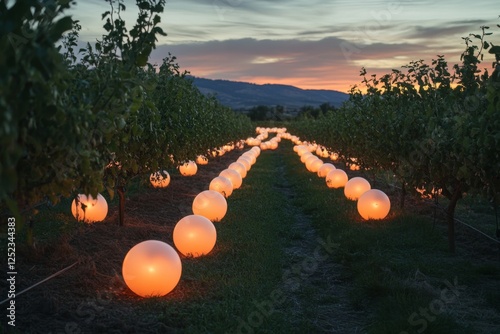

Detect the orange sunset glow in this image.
[70,0,499,93]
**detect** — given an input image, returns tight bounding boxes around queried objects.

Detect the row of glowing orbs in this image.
[178,149,261,255]
[246,126,287,147]
[255,126,287,134]
[71,163,204,223]
[149,141,242,189]
[294,143,391,220]
[123,146,262,298]
[70,142,253,223]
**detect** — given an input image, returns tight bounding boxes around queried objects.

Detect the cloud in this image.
[68,0,498,92]
[150,36,443,92]
[406,20,490,40]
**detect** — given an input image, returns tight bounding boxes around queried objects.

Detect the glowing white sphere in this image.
[357,189,391,220]
[122,240,181,297]
[304,155,318,166]
[235,140,244,149]
[344,177,371,201]
[71,193,108,223]
[250,147,261,156]
[316,146,329,158]
[150,170,170,188]
[196,155,208,165]
[242,152,257,165]
[192,190,228,222]
[349,163,360,171]
[173,215,217,257]
[306,158,324,173]
[325,169,348,188]
[298,147,310,157]
[219,169,243,189]
[228,161,247,178]
[301,152,314,163]
[317,163,336,178]
[236,157,252,171]
[179,161,197,176]
[209,176,234,198]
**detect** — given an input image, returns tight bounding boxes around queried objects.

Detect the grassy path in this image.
[156,142,369,333]
[5,140,500,334]
[277,141,500,334]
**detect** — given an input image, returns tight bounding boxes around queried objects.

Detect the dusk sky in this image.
[69,0,499,92]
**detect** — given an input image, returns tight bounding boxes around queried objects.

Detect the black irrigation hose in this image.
[0,261,79,305]
[430,203,500,244]
[384,181,500,244]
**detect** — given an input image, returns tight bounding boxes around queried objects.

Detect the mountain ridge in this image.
[189,76,349,111]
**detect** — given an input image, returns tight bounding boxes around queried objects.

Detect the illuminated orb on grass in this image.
[242,152,257,165]
[228,161,247,178]
[349,163,361,171]
[250,147,261,156]
[236,157,251,171]
[179,161,197,176]
[173,215,217,257]
[209,176,234,198]
[300,152,313,163]
[357,189,391,220]
[316,146,329,158]
[303,154,317,166]
[236,140,245,149]
[344,177,371,201]
[196,155,208,165]
[71,193,108,223]
[326,169,348,188]
[192,190,228,222]
[306,158,324,173]
[317,163,336,178]
[219,169,243,189]
[122,240,182,298]
[149,170,170,188]
[297,146,310,156]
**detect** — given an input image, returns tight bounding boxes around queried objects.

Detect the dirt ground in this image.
[1,145,499,333]
[1,148,246,334]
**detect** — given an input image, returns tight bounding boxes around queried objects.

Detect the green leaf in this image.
[136,53,148,67]
[50,16,74,40]
[138,2,151,10]
[488,45,500,54]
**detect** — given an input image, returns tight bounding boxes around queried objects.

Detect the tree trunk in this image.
[117,185,125,226]
[445,185,462,253]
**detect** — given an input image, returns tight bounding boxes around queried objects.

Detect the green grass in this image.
[279,140,500,334]
[3,140,499,333]
[151,149,303,333]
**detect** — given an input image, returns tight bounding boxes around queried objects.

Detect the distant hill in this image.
[189,77,349,111]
